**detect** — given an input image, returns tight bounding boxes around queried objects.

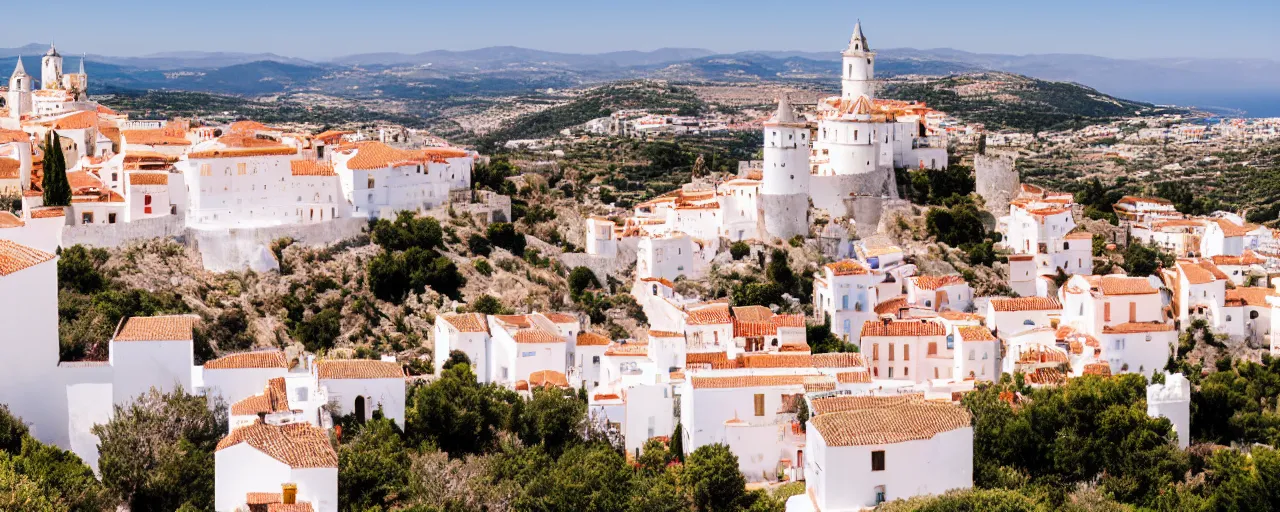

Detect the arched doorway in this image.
[354,396,366,423]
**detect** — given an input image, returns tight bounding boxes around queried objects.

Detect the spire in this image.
[79,53,85,75]
[12,56,25,77]
[772,95,798,124]
[849,20,869,53]
[45,43,59,58]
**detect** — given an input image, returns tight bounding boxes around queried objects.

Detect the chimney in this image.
[256,412,267,424]
[282,483,297,505]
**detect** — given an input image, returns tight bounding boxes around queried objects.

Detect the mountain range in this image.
[2,44,1277,116]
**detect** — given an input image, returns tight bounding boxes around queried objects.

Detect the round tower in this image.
[41,44,62,90]
[760,96,811,240]
[841,21,876,100]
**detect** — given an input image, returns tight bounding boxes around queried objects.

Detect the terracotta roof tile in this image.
[809,397,970,446]
[205,350,288,370]
[51,111,98,130]
[1082,362,1112,377]
[732,305,773,322]
[512,329,563,343]
[188,146,298,159]
[1088,275,1157,295]
[810,394,924,416]
[0,212,23,229]
[246,492,282,505]
[957,325,997,342]
[0,240,54,275]
[685,352,732,369]
[0,129,30,144]
[1025,367,1067,386]
[779,342,811,353]
[1226,287,1275,307]
[812,352,868,368]
[128,173,169,186]
[1017,344,1069,364]
[825,260,869,276]
[29,207,65,218]
[687,303,731,325]
[577,332,611,346]
[803,376,837,392]
[492,315,532,328]
[440,313,488,333]
[1214,219,1251,238]
[739,354,814,368]
[269,503,314,512]
[640,276,674,288]
[216,422,336,468]
[528,370,569,388]
[874,297,907,315]
[1212,251,1265,266]
[690,374,817,389]
[338,141,428,170]
[835,371,872,384]
[289,160,335,177]
[231,378,291,416]
[121,129,191,146]
[114,315,196,342]
[1101,322,1175,334]
[911,274,968,291]
[647,330,683,339]
[604,342,648,357]
[543,312,578,324]
[860,319,946,337]
[316,359,404,379]
[990,296,1061,312]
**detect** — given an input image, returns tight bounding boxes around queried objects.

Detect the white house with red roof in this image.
[1163,259,1229,331]
[1212,251,1267,286]
[433,313,492,382]
[985,296,1062,338]
[1057,274,1175,377]
[201,350,292,407]
[998,187,1093,278]
[906,274,973,313]
[488,313,569,389]
[859,318,950,382]
[330,140,473,219]
[314,359,406,427]
[813,259,890,346]
[214,422,337,512]
[792,395,972,512]
[1222,287,1274,343]
[953,325,1000,382]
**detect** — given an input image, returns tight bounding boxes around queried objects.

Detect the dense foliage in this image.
[41,131,71,207]
[478,81,706,147]
[92,387,226,512]
[367,212,465,302]
[0,405,113,511]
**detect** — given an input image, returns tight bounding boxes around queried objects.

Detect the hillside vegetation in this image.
[477,81,705,146]
[881,72,1182,132]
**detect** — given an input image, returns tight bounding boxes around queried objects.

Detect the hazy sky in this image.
[6,0,1277,61]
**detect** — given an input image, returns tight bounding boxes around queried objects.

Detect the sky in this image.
[5,0,1278,61]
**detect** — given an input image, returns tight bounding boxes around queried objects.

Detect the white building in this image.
[796,394,972,511]
[200,350,291,407]
[985,296,1062,338]
[859,318,949,382]
[433,313,492,382]
[1146,373,1191,449]
[813,260,888,346]
[315,359,406,427]
[214,422,338,512]
[331,141,473,219]
[906,275,973,312]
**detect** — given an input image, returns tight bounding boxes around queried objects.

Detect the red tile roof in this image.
[861,319,946,337]
[29,207,65,218]
[911,274,968,291]
[990,296,1061,312]
[957,325,997,342]
[812,352,868,368]
[114,315,196,342]
[316,359,404,379]
[1025,367,1067,386]
[1212,251,1265,266]
[687,303,731,325]
[205,350,288,370]
[512,329,563,343]
[690,374,816,389]
[1089,275,1158,295]
[576,332,611,346]
[809,396,970,446]
[528,370,570,388]
[215,422,337,468]
[1225,287,1275,308]
[128,173,169,186]
[1101,322,1175,334]
[874,297,907,315]
[121,129,191,146]
[543,312,578,324]
[810,394,925,416]
[0,158,19,180]
[835,371,872,384]
[289,160,335,177]
[604,342,648,357]
[0,239,54,276]
[230,378,291,416]
[0,212,23,229]
[825,260,869,276]
[1082,362,1112,377]
[440,313,488,333]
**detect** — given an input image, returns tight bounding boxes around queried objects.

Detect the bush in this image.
[729,241,750,260]
[473,258,493,276]
[467,234,492,257]
[486,222,526,255]
[568,267,600,297]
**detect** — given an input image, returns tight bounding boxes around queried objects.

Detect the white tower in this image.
[760,96,811,239]
[8,58,32,120]
[841,21,876,100]
[41,44,62,90]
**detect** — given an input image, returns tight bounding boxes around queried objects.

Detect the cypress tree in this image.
[670,422,685,463]
[42,131,71,206]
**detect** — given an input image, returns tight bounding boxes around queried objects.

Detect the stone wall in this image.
[61,215,187,248]
[975,153,1019,215]
[846,195,885,236]
[760,193,810,241]
[810,171,898,218]
[189,218,367,273]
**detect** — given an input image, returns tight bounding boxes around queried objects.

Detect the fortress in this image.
[759,22,948,239]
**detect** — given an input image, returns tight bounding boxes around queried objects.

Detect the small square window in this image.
[871,450,885,471]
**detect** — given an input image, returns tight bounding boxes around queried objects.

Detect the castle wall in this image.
[975,153,1019,214]
[846,195,885,236]
[810,172,898,218]
[61,213,187,248]
[760,193,809,240]
[190,217,367,273]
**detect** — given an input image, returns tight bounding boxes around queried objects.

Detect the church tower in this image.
[841,21,876,100]
[760,96,812,240]
[41,44,62,90]
[9,58,32,120]
[62,54,88,97]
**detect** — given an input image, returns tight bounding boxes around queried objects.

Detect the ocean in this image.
[1127,90,1280,118]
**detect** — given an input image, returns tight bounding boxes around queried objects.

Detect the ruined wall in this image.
[846,195,885,237]
[975,153,1019,215]
[61,215,187,248]
[190,218,367,273]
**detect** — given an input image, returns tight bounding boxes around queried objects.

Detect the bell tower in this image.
[841,21,876,101]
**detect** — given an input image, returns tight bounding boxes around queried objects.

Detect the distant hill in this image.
[332,46,718,70]
[880,72,1182,132]
[478,81,706,145]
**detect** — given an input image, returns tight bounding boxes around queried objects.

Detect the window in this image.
[927,342,937,356]
[872,343,879,361]
[888,367,894,378]
[903,345,910,361]
[144,194,152,215]
[237,162,247,175]
[888,343,895,361]
[946,334,954,349]
[871,451,885,471]
[108,213,117,224]
[969,350,976,361]
[753,394,765,416]
[82,212,93,224]
[592,356,600,364]
[367,177,375,189]
[1104,302,1111,322]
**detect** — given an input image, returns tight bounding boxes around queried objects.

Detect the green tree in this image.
[470,294,508,315]
[486,222,526,255]
[682,444,748,512]
[338,415,411,512]
[636,438,672,474]
[42,131,71,207]
[729,241,750,260]
[93,387,225,512]
[670,423,685,463]
[404,364,514,457]
[1122,242,1172,277]
[516,443,634,512]
[467,234,492,257]
[568,267,601,298]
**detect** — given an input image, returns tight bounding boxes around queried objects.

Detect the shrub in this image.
[729,241,749,260]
